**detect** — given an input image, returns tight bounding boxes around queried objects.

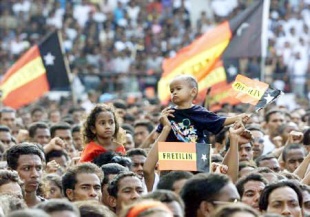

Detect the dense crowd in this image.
[0,0,310,217]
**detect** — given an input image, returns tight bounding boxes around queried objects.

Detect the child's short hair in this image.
[173,74,198,89]
[82,104,120,144]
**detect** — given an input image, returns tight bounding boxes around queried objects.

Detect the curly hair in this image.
[82,104,120,144]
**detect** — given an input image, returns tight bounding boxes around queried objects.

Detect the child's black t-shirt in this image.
[156,105,226,143]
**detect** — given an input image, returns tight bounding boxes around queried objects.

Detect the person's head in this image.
[72,125,83,151]
[7,209,50,217]
[0,194,26,216]
[281,144,306,173]
[303,128,310,153]
[124,133,135,151]
[180,173,240,217]
[42,174,63,199]
[28,122,51,146]
[82,104,120,144]
[50,122,73,145]
[0,170,23,199]
[133,120,154,147]
[69,107,85,124]
[62,162,103,202]
[119,200,173,217]
[212,203,260,217]
[264,110,285,137]
[92,151,132,169]
[157,171,193,195]
[259,181,303,217]
[278,122,299,144]
[108,172,145,214]
[0,125,13,149]
[35,199,80,217]
[142,190,185,217]
[49,110,61,124]
[300,184,310,217]
[74,200,115,217]
[247,126,265,159]
[169,75,198,107]
[256,154,281,173]
[239,162,256,178]
[31,106,46,123]
[0,107,16,129]
[254,167,280,184]
[6,143,45,193]
[239,142,253,162]
[236,173,268,210]
[46,150,69,169]
[126,148,147,179]
[101,163,129,207]
[113,100,127,122]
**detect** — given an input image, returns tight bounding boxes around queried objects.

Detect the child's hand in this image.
[159,107,174,126]
[239,113,251,124]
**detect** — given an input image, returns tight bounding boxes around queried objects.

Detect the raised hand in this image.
[159,107,175,126]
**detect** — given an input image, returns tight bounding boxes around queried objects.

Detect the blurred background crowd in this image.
[0,0,310,111]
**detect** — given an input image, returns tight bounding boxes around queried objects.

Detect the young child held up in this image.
[157,74,249,143]
[80,103,126,162]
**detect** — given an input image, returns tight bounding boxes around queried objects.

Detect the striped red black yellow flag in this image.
[158,142,211,172]
[231,74,282,111]
[0,31,70,109]
[158,0,270,104]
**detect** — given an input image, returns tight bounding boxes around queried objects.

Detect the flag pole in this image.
[56,30,77,106]
[260,0,270,82]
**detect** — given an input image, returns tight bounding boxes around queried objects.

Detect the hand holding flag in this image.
[230,74,282,112]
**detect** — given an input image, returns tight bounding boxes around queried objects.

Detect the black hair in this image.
[28,122,49,138]
[62,163,103,199]
[50,123,71,138]
[157,171,193,191]
[31,106,44,116]
[255,154,277,167]
[236,173,268,197]
[107,172,140,198]
[142,189,185,211]
[45,150,69,163]
[126,148,147,158]
[264,110,284,123]
[180,173,231,217]
[0,125,10,132]
[101,163,128,186]
[259,181,303,211]
[71,124,81,134]
[6,143,45,170]
[134,120,154,133]
[303,128,310,146]
[282,144,305,162]
[121,123,135,136]
[92,151,132,168]
[35,199,80,216]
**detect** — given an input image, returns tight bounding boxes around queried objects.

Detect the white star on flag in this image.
[201,154,207,162]
[227,65,237,77]
[264,93,274,104]
[43,52,55,65]
[237,22,249,36]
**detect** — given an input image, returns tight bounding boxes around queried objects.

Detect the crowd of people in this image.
[0,0,310,217]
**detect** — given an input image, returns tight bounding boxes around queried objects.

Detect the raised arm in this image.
[222,121,246,183]
[143,107,174,192]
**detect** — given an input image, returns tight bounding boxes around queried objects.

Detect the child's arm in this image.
[143,108,173,192]
[224,113,250,126]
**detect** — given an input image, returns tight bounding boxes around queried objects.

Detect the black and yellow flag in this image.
[158,142,211,172]
[0,31,70,109]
